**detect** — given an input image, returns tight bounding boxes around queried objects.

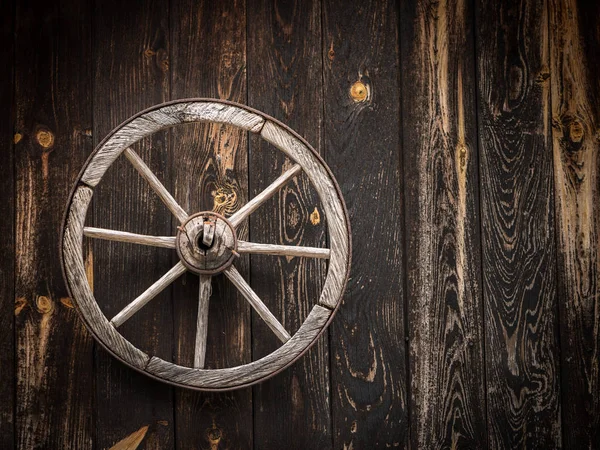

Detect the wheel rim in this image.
[61,98,351,391]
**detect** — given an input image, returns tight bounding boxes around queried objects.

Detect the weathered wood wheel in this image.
[61,99,351,391]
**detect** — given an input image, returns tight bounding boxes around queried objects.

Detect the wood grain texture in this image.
[247,1,332,446]
[91,0,175,447]
[237,240,331,259]
[549,0,600,447]
[110,262,187,328]
[229,163,303,227]
[260,122,349,310]
[64,187,150,369]
[169,0,253,447]
[400,0,486,447]
[194,275,212,369]
[475,0,561,447]
[84,227,176,248]
[322,0,408,448]
[14,0,94,447]
[124,147,189,223]
[82,102,264,189]
[0,0,15,446]
[145,304,332,388]
[224,265,291,343]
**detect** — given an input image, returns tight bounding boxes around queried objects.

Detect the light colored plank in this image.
[194,275,212,369]
[110,261,187,328]
[237,240,330,259]
[145,304,331,388]
[62,186,149,368]
[228,164,302,228]
[223,265,291,343]
[261,121,350,309]
[80,102,265,187]
[550,0,600,444]
[123,147,188,223]
[83,227,176,249]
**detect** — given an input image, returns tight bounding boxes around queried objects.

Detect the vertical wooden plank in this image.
[549,0,600,447]
[92,0,174,448]
[247,0,331,447]
[14,0,94,448]
[475,0,561,447]
[322,1,408,448]
[400,0,487,447]
[0,0,15,447]
[169,0,253,448]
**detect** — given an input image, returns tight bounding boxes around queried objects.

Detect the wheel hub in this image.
[176,211,237,275]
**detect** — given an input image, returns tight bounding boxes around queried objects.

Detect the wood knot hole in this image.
[569,121,584,143]
[350,81,368,102]
[36,129,54,148]
[535,69,550,84]
[310,207,321,225]
[206,427,222,443]
[15,297,28,315]
[36,295,54,314]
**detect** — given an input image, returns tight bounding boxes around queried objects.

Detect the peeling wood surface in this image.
[5,0,600,448]
[400,0,486,447]
[475,0,561,447]
[549,0,600,447]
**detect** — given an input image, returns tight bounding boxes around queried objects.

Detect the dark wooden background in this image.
[1,0,599,448]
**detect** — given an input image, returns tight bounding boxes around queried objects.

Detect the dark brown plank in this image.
[0,0,15,447]
[549,0,600,447]
[322,1,408,447]
[92,0,174,447]
[400,0,487,447]
[14,0,94,448]
[247,0,331,447]
[169,0,253,448]
[475,0,561,447]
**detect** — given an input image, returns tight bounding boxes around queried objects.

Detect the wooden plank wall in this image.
[248,1,332,448]
[401,0,486,447]
[13,0,94,448]
[476,0,562,447]
[3,0,600,448]
[0,0,16,447]
[91,0,175,448]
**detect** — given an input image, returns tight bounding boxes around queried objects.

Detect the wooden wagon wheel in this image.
[61,99,351,391]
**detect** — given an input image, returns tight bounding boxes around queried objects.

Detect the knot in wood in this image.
[36,295,54,314]
[36,129,54,148]
[350,81,368,102]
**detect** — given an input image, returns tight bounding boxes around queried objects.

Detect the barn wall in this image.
[2,0,599,448]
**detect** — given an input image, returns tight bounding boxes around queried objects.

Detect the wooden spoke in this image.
[237,240,330,259]
[123,147,188,223]
[229,164,302,228]
[223,265,291,343]
[83,227,176,249]
[194,275,212,369]
[110,261,187,328]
